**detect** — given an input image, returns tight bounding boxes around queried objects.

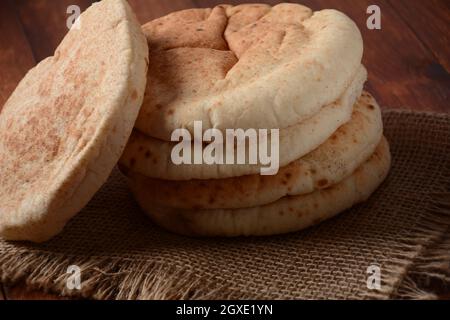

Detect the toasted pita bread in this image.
[131,137,391,237]
[127,91,382,209]
[120,66,366,180]
[136,3,363,140]
[0,0,148,242]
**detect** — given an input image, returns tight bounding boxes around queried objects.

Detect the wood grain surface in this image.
[0,0,449,300]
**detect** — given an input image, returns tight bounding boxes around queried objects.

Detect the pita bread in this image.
[136,3,363,140]
[127,91,383,209]
[0,0,148,242]
[131,137,391,237]
[120,66,367,180]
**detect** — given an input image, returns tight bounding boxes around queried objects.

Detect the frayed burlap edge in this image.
[0,253,252,300]
[363,191,450,299]
[366,109,450,300]
[1,110,450,300]
[363,110,450,300]
[392,192,450,299]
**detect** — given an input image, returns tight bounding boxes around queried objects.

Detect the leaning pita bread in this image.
[120,65,367,180]
[135,3,363,140]
[131,137,391,237]
[127,91,383,209]
[0,0,148,242]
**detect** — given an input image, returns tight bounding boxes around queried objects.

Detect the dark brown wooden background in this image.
[0,0,449,300]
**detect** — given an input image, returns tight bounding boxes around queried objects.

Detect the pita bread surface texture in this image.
[0,0,148,242]
[120,65,367,180]
[127,91,383,209]
[135,3,364,140]
[132,137,391,237]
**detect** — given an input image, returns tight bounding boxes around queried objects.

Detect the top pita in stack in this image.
[120,3,391,237]
[0,0,149,242]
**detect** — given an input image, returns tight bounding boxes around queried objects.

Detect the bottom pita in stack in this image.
[131,137,390,236]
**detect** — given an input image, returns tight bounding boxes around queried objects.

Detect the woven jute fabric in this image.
[1,110,449,300]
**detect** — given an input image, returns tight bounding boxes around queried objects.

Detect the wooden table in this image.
[0,0,449,300]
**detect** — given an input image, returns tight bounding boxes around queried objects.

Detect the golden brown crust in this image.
[135,3,363,140]
[132,137,391,237]
[0,0,148,242]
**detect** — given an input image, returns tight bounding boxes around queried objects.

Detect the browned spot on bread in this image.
[131,89,138,101]
[285,172,292,179]
[313,202,318,209]
[145,150,152,158]
[168,109,174,115]
[208,196,215,204]
[38,70,56,97]
[138,146,144,152]
[155,104,163,110]
[279,210,284,216]
[130,158,136,167]
[310,169,317,174]
[289,207,294,212]
[367,104,375,110]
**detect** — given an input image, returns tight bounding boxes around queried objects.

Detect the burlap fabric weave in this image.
[1,110,449,299]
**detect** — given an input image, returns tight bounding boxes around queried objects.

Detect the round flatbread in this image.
[136,3,363,140]
[120,66,366,180]
[0,0,148,242]
[127,91,383,209]
[131,137,391,237]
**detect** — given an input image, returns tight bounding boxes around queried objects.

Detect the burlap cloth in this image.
[1,110,449,300]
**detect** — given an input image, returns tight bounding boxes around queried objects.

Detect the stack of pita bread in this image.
[0,2,391,242]
[119,3,391,237]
